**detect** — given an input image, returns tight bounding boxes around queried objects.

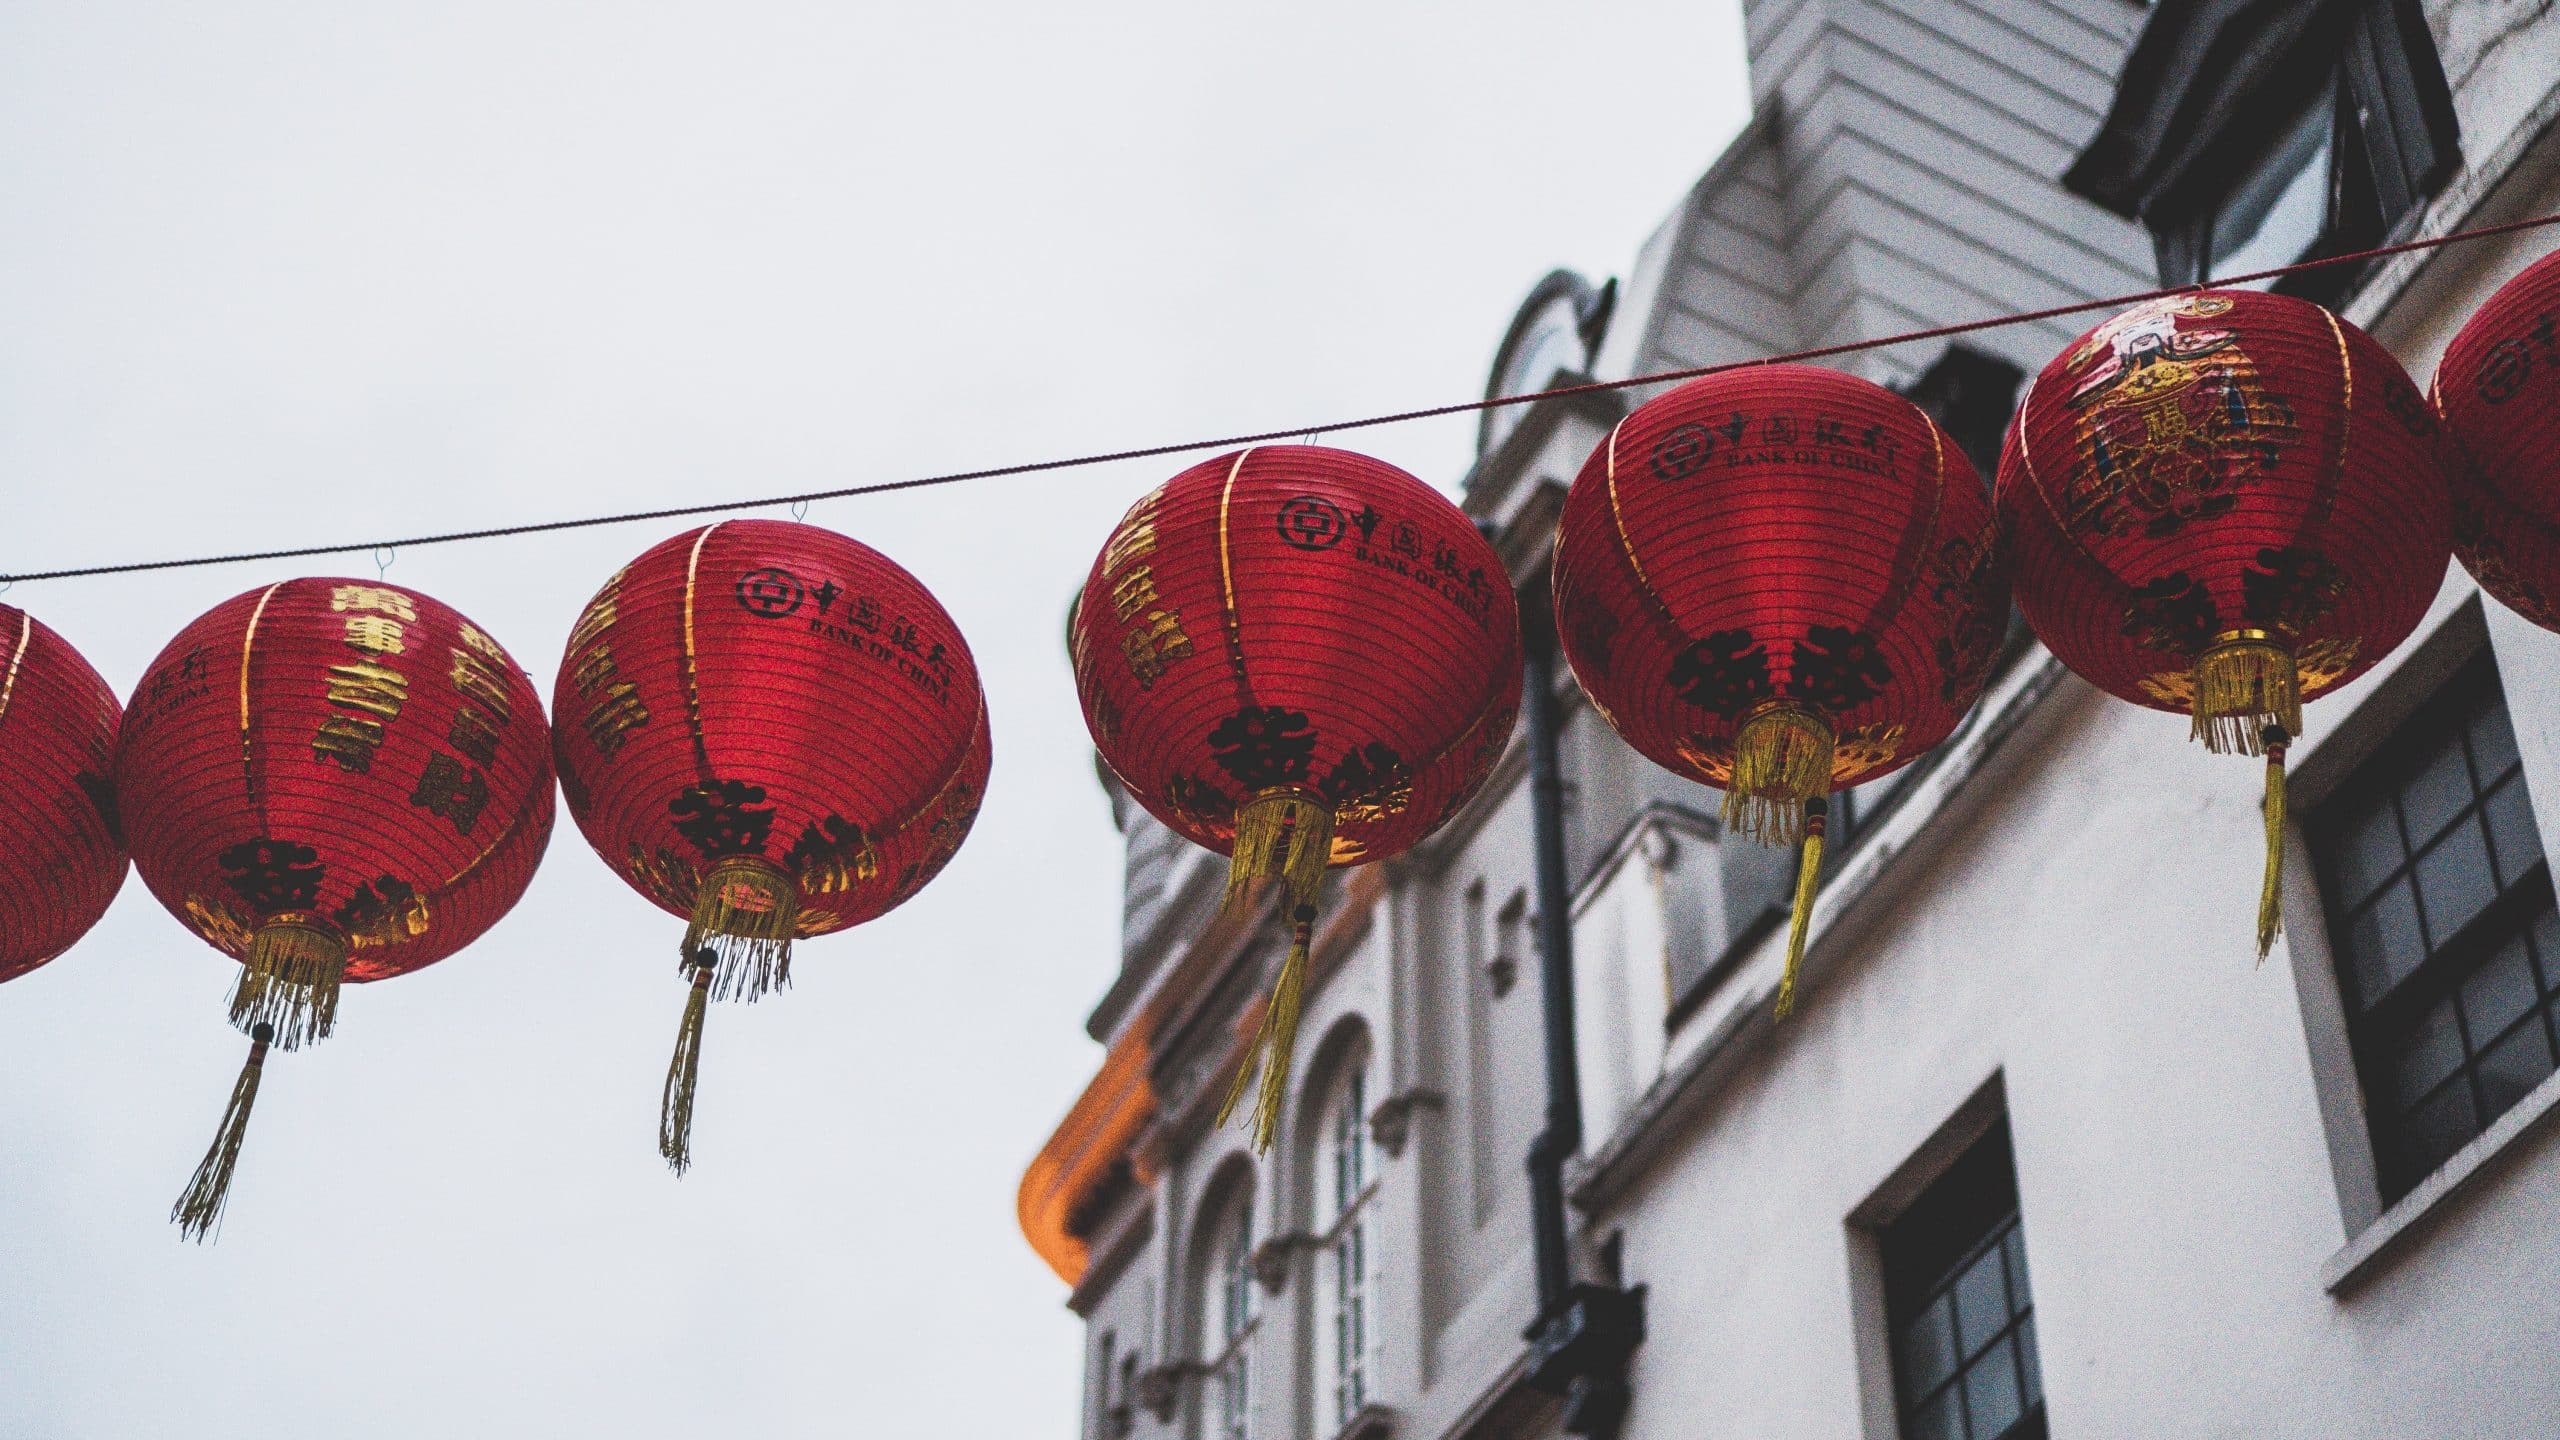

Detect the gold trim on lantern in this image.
[679,523,721,773]
[1224,788,1333,920]
[1723,702,1836,846]
[239,581,286,816]
[231,914,350,1052]
[0,609,29,725]
[683,854,799,1002]
[2189,629,2301,756]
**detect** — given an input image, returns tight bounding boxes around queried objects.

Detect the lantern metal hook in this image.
[372,545,396,580]
[790,498,809,522]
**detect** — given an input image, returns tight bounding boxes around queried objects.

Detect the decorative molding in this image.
[1368,1088,1443,1158]
[1135,1360,1199,1423]
[1328,1401,1400,1440]
[1250,1231,1314,1294]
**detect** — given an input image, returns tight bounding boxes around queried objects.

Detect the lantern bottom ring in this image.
[228,915,349,1052]
[1224,789,1334,919]
[2191,630,2303,756]
[1724,702,1835,848]
[682,855,799,1003]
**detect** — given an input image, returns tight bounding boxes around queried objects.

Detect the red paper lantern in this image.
[551,519,991,1171]
[1551,363,2008,1013]
[118,578,555,1238]
[2436,247,2560,629]
[1069,446,1521,1144]
[1999,290,2450,953]
[0,604,126,983]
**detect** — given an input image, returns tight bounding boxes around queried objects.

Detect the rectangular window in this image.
[2311,658,2556,1202]
[1885,1120,2043,1440]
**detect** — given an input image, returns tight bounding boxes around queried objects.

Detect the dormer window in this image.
[2066,0,2458,307]
[1478,271,1613,457]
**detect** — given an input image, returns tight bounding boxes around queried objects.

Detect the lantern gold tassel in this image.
[1725,704,1835,846]
[1224,790,1333,919]
[1776,798,1828,1020]
[1217,906,1316,1152]
[660,951,716,1175]
[684,856,799,1003]
[229,919,348,1052]
[2259,727,2290,960]
[172,1023,273,1242]
[2191,632,2302,756]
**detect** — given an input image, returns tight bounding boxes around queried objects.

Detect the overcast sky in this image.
[0,5,1748,1435]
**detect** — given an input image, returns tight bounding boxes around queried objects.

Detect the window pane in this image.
[2483,775,2542,886]
[2328,800,2407,908]
[2397,1080,2479,1183]
[2536,908,2560,984]
[2344,879,2425,1007]
[1952,1245,2011,1358]
[2462,936,2541,1041]
[1906,1388,1962,1440]
[2401,743,2476,848]
[2388,997,2467,1108]
[2469,700,2522,784]
[1897,1299,1961,1402]
[2015,1314,2042,1407]
[1965,1335,2025,1439]
[2476,1017,2558,1119]
[2001,1226,2030,1306]
[2413,819,2498,945]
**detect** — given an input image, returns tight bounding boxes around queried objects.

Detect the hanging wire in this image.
[2,209,2554,588]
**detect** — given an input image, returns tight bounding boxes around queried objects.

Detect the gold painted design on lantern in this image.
[184,895,258,957]
[2061,295,2298,539]
[1831,720,1907,784]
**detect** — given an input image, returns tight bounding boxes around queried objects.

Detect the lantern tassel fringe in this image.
[1217,909,1315,1153]
[2259,729,2290,961]
[1224,791,1333,919]
[172,1025,272,1243]
[1776,799,1828,1021]
[228,921,348,1052]
[684,857,798,1003]
[1724,706,1835,847]
[660,956,715,1175]
[2192,638,2302,756]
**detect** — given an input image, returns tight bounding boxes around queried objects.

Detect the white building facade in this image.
[1021,3,2560,1437]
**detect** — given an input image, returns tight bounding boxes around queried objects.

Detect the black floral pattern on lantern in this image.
[1791,625,1892,713]
[1208,706,1319,790]
[2455,505,2560,627]
[218,837,325,912]
[1163,771,1236,828]
[784,814,877,894]
[334,875,421,946]
[669,778,777,858]
[1320,741,1413,822]
[1929,529,2007,706]
[2241,544,2349,635]
[1668,629,1775,715]
[1564,594,1619,674]
[2123,571,2221,656]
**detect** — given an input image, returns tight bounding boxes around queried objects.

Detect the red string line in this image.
[5,210,2555,586]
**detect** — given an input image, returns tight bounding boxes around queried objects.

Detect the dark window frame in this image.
[2309,655,2559,1203]
[2066,0,2459,306]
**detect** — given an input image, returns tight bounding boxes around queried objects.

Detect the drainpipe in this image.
[1517,575,1645,1438]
